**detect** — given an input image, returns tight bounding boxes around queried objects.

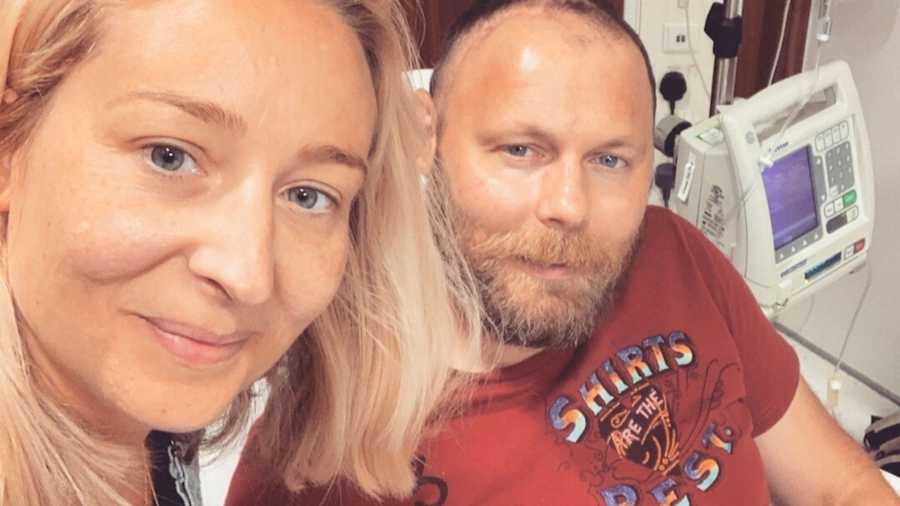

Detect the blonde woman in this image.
[0,1,481,505]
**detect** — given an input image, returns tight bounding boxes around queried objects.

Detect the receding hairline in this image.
[434,6,600,98]
[430,2,656,122]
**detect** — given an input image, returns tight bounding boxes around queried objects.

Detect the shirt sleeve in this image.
[674,214,801,437]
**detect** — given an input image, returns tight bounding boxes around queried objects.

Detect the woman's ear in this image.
[414,88,437,176]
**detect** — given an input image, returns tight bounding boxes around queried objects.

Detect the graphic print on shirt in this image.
[548,330,746,505]
[414,456,448,506]
[596,381,680,476]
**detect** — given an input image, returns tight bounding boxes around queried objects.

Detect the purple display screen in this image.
[763,146,819,251]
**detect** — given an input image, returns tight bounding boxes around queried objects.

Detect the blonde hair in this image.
[246,0,483,497]
[0,0,481,504]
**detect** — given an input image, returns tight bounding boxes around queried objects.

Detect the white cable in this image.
[797,296,816,333]
[827,262,872,418]
[683,0,711,99]
[768,0,793,86]
[769,49,823,162]
[834,263,873,376]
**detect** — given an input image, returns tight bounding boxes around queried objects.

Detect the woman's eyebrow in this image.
[297,144,369,173]
[110,90,369,172]
[110,90,247,134]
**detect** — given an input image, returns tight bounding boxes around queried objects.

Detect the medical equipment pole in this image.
[709,0,744,116]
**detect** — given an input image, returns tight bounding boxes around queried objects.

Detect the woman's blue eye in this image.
[143,144,199,176]
[287,187,335,212]
[149,145,187,172]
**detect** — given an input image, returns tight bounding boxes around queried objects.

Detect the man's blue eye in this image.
[287,187,335,212]
[598,154,623,168]
[150,145,186,172]
[505,145,531,157]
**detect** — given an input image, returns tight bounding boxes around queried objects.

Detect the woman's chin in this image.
[130,399,237,436]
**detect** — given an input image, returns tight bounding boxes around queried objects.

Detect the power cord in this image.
[655,162,676,209]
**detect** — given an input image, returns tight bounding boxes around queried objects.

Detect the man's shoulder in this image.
[636,205,710,262]
[642,205,701,241]
[624,205,735,302]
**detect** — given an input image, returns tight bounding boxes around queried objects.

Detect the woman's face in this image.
[1,0,376,437]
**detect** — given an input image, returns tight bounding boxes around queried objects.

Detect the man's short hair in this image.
[429,0,657,116]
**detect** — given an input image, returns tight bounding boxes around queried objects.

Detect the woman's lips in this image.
[142,316,247,367]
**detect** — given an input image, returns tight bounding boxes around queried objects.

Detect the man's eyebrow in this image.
[479,124,641,152]
[297,144,369,173]
[478,124,559,145]
[111,91,247,133]
[589,137,641,152]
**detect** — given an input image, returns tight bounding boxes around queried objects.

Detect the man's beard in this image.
[447,185,641,350]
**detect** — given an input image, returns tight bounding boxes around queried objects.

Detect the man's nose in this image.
[536,160,589,231]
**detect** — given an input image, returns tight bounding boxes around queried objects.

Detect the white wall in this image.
[634,0,717,124]
[626,0,718,205]
[775,1,900,396]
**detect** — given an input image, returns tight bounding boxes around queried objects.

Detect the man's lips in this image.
[513,257,576,280]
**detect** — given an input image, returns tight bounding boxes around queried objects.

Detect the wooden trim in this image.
[607,0,625,17]
[736,0,812,98]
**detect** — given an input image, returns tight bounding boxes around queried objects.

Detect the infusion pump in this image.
[671,60,874,317]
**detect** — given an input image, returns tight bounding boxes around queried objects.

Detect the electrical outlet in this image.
[664,23,691,53]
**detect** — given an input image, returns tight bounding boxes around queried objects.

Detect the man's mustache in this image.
[465,227,607,273]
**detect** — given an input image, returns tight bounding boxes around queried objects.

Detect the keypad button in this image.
[816,136,826,152]
[825,202,835,217]
[827,213,848,233]
[834,199,844,212]
[840,121,849,140]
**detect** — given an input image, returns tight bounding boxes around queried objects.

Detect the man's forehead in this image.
[446,7,610,89]
[447,14,644,108]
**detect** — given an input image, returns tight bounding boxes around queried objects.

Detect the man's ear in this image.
[414,88,437,176]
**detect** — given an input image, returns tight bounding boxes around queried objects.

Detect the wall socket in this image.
[664,22,692,53]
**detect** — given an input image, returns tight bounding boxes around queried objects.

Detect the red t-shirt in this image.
[227,206,800,506]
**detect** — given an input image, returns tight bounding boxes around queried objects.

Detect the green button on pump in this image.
[843,190,857,207]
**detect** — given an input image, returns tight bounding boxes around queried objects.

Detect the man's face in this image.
[437,10,654,349]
